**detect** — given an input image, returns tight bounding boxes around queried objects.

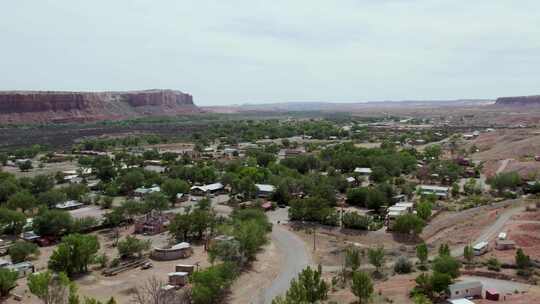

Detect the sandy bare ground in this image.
[467,128,540,178]
[2,160,78,178]
[226,239,282,304]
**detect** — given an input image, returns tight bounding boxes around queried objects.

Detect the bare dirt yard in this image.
[291,224,417,269]
[2,159,78,178]
[488,207,540,264]
[226,239,282,304]
[422,201,514,251]
[467,128,540,178]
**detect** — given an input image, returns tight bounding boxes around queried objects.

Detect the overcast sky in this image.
[1,1,539,105]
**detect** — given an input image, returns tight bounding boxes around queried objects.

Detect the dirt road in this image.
[261,210,312,304]
[450,204,525,257]
[496,158,512,174]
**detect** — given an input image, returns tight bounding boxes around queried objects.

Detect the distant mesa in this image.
[0,89,200,124]
[495,95,540,107]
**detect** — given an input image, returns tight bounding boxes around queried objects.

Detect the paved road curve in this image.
[261,224,312,304]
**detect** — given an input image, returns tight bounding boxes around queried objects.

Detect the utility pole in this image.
[312,227,316,252]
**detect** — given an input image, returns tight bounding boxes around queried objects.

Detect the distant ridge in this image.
[204,99,494,113]
[495,95,540,107]
[0,89,200,124]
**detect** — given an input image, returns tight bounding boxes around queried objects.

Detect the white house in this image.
[354,167,372,176]
[418,185,450,198]
[255,184,276,198]
[55,200,84,210]
[448,281,483,300]
[190,183,224,196]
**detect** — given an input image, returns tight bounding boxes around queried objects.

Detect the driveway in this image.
[261,209,312,304]
[450,204,525,257]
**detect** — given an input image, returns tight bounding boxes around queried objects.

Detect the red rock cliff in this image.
[0,89,199,124]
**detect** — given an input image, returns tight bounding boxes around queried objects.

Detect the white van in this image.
[498,232,507,240]
[473,241,489,256]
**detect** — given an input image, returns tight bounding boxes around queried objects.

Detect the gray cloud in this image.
[0,0,539,105]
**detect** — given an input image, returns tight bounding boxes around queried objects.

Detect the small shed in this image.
[175,264,195,274]
[448,281,483,299]
[495,240,516,250]
[485,289,500,301]
[168,272,189,286]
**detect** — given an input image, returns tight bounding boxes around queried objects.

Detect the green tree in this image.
[28,271,75,304]
[0,153,7,166]
[0,179,19,203]
[392,214,425,236]
[432,255,461,279]
[0,268,18,297]
[367,246,385,274]
[118,170,145,193]
[346,188,368,206]
[38,190,67,209]
[8,241,39,263]
[416,200,432,221]
[342,212,371,230]
[191,263,237,304]
[394,256,413,274]
[345,247,362,272]
[278,265,328,303]
[117,236,150,259]
[488,171,522,193]
[0,208,26,235]
[438,244,450,257]
[430,271,452,294]
[18,160,33,172]
[413,294,432,304]
[143,192,169,213]
[161,178,189,204]
[33,210,73,237]
[416,243,429,266]
[7,190,38,213]
[351,271,373,304]
[463,245,474,264]
[233,219,269,262]
[92,156,116,182]
[48,234,100,277]
[255,152,276,167]
[31,174,55,195]
[515,248,531,269]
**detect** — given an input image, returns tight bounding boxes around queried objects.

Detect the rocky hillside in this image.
[495,95,540,107]
[0,89,200,124]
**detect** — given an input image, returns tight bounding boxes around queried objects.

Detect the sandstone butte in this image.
[0,89,200,124]
[495,95,540,107]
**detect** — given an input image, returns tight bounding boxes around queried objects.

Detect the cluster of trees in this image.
[169,199,217,242]
[48,234,100,277]
[274,247,387,304]
[320,143,418,179]
[27,271,117,304]
[412,243,461,301]
[346,185,390,211]
[75,135,165,151]
[288,197,338,226]
[190,209,271,304]
[488,171,522,194]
